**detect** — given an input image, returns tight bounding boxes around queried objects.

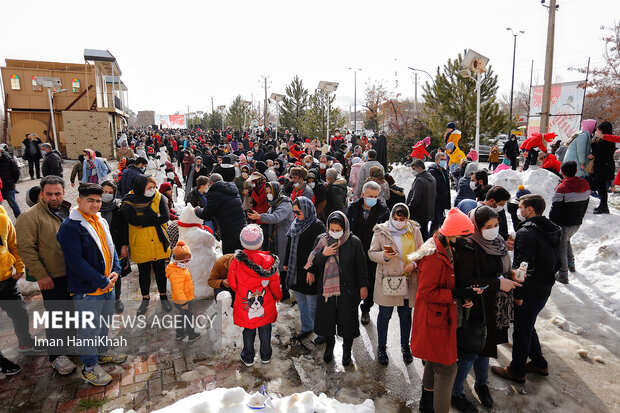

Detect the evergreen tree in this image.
[207,110,223,131]
[280,76,309,133]
[422,51,509,149]
[226,95,249,130]
[301,90,345,140]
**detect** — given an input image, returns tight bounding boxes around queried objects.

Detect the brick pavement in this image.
[0,161,243,413]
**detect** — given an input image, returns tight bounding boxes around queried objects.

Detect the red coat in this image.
[614,169,620,187]
[520,132,556,153]
[410,141,430,160]
[171,140,178,152]
[250,183,269,224]
[228,250,282,329]
[288,144,303,160]
[542,153,561,173]
[410,236,458,366]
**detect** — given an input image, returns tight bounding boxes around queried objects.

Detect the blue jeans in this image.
[294,291,317,333]
[2,189,21,217]
[377,299,412,347]
[452,352,490,396]
[241,324,272,362]
[73,290,115,368]
[510,296,548,377]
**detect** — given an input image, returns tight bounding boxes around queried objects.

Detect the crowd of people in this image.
[0,120,617,412]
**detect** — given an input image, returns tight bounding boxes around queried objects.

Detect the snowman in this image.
[177,205,222,299]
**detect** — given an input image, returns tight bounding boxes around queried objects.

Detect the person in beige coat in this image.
[368,203,424,366]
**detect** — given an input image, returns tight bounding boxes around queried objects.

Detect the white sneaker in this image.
[81,364,112,386]
[52,356,77,375]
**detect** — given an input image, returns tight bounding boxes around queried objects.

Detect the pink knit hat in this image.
[467,149,479,161]
[240,224,264,250]
[423,136,431,146]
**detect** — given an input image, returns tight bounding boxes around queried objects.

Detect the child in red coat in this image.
[228,225,282,366]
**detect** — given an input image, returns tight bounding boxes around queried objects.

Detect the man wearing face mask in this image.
[470,170,491,202]
[119,157,148,198]
[289,167,315,203]
[428,152,451,237]
[492,194,561,384]
[303,155,317,171]
[503,134,520,171]
[347,181,390,325]
[481,186,512,242]
[184,157,209,195]
[41,143,63,178]
[406,159,436,240]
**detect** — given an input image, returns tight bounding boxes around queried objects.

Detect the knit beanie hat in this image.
[240,224,264,250]
[159,182,172,193]
[516,185,531,200]
[447,122,456,130]
[467,149,479,161]
[423,136,431,146]
[172,240,192,261]
[439,208,475,237]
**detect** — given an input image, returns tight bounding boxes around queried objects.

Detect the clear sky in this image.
[1,0,617,116]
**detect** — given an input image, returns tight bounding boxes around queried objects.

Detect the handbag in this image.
[119,256,132,278]
[585,159,595,174]
[382,276,409,296]
[457,294,487,354]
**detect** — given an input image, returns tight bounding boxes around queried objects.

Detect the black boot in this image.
[401,345,413,365]
[342,338,353,366]
[377,346,389,366]
[160,294,172,312]
[115,299,124,314]
[474,384,493,409]
[451,394,478,413]
[323,336,335,363]
[419,388,434,413]
[137,297,150,316]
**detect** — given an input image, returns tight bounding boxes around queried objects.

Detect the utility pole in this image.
[210,97,214,113]
[414,72,418,114]
[540,0,558,136]
[261,75,270,127]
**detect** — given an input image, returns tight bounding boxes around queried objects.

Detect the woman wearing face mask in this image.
[409,207,475,413]
[368,203,424,366]
[306,211,368,366]
[121,175,172,315]
[283,197,326,340]
[81,149,110,184]
[101,181,129,314]
[450,206,522,412]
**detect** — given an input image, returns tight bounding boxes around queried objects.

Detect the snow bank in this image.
[488,168,562,214]
[110,387,374,413]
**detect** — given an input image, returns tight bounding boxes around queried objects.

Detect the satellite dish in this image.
[461,50,489,74]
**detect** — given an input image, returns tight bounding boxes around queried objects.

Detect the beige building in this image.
[1,49,128,159]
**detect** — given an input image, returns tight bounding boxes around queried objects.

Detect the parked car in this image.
[478,145,491,162]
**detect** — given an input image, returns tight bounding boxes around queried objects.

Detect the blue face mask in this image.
[365,197,378,208]
[439,160,447,169]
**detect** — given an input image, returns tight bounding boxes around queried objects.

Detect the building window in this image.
[32,76,42,91]
[10,75,20,90]
[72,78,81,93]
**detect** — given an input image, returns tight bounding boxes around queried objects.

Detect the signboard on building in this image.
[528,80,586,141]
[155,114,186,129]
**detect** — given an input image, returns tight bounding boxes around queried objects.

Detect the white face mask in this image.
[266,193,274,201]
[101,193,114,203]
[411,169,418,177]
[329,230,344,239]
[492,204,505,213]
[294,182,302,188]
[516,209,526,222]
[308,182,316,189]
[390,217,407,230]
[482,226,500,241]
[166,172,175,180]
[320,163,327,169]
[470,181,478,191]
[305,162,312,168]
[176,260,191,269]
[144,188,156,197]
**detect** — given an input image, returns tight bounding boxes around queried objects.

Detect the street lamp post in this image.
[317,81,339,143]
[217,105,226,131]
[348,68,361,134]
[407,67,435,85]
[270,93,284,141]
[506,28,525,137]
[459,50,490,155]
[35,77,65,151]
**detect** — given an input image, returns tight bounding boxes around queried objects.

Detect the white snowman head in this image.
[179,204,203,225]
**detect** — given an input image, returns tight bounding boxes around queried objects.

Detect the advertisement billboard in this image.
[527,81,586,142]
[155,114,186,129]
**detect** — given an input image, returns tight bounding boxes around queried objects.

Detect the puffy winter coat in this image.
[542,153,562,173]
[0,152,20,191]
[259,197,294,272]
[410,141,429,160]
[0,206,24,282]
[228,249,282,329]
[513,216,561,300]
[549,177,590,227]
[563,131,591,177]
[325,179,348,217]
[503,138,519,159]
[42,150,63,177]
[410,236,458,366]
[406,171,436,223]
[368,221,424,307]
[447,147,466,167]
[166,263,195,304]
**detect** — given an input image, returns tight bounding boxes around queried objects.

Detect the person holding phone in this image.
[368,203,424,366]
[451,206,522,412]
[306,211,368,366]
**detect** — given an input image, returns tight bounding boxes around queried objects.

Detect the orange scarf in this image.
[78,210,113,295]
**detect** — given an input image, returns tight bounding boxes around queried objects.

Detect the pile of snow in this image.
[111,387,374,413]
[488,168,562,214]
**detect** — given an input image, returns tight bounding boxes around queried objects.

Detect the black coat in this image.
[119,165,143,197]
[22,138,42,161]
[312,234,368,339]
[195,180,246,254]
[406,170,436,223]
[184,188,206,209]
[0,152,20,191]
[503,139,519,159]
[591,139,616,182]
[386,184,406,211]
[346,198,390,251]
[454,240,507,358]
[212,164,236,182]
[41,150,63,177]
[325,179,348,218]
[284,219,326,295]
[513,216,562,300]
[428,163,451,210]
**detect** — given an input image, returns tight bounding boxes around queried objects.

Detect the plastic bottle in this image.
[515,261,528,282]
